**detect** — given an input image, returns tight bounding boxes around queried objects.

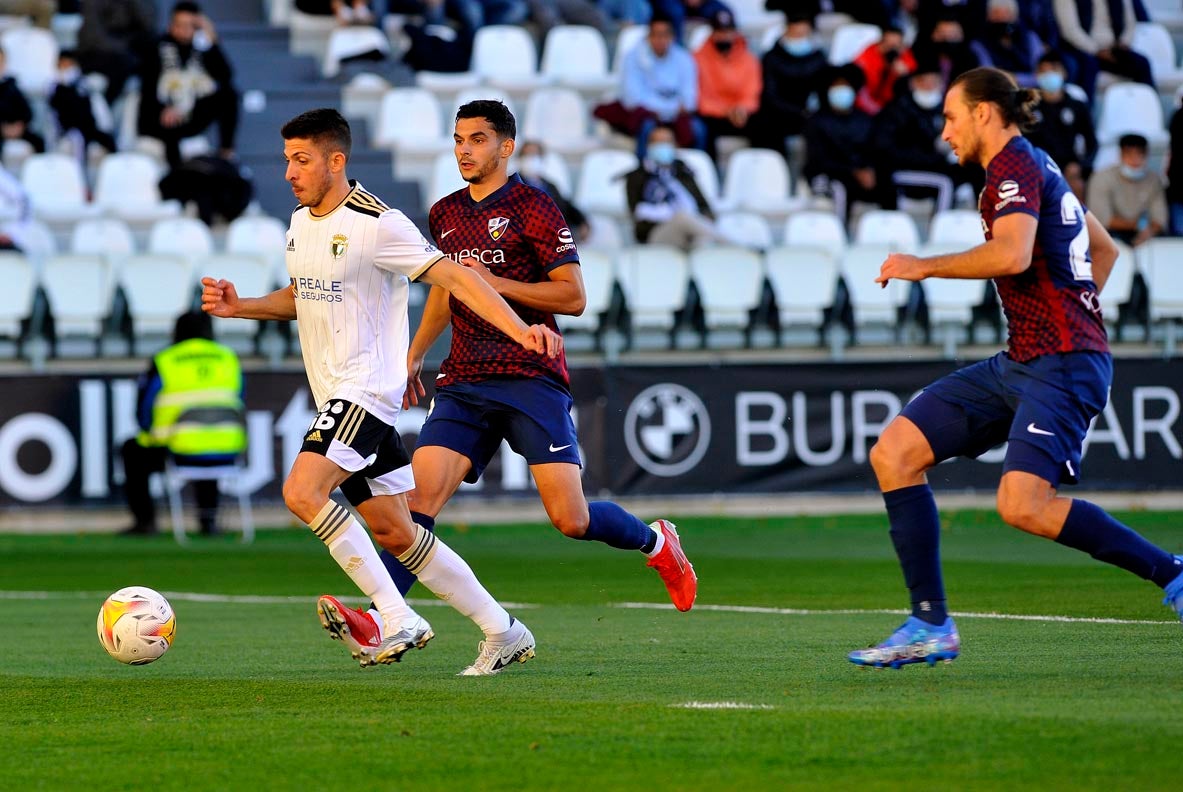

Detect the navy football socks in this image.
[1056,500,1182,588]
[581,501,653,551]
[884,484,948,626]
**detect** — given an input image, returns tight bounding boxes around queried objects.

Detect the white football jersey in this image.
[285,181,444,424]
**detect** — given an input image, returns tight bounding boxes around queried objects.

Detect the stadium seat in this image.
[719,148,797,218]
[322,25,390,78]
[202,253,273,349]
[782,210,848,257]
[70,217,136,258]
[715,212,774,250]
[165,450,254,544]
[415,69,482,94]
[686,24,712,52]
[827,22,879,65]
[1131,22,1183,92]
[425,151,468,211]
[688,246,764,347]
[1096,82,1169,147]
[511,147,572,195]
[373,88,452,190]
[916,241,989,355]
[928,209,984,246]
[11,218,56,260]
[1092,144,1120,172]
[93,153,182,222]
[19,153,99,224]
[840,244,910,341]
[287,9,336,60]
[556,246,615,343]
[147,217,215,265]
[1138,238,1183,352]
[1099,240,1138,335]
[615,244,691,347]
[471,25,547,94]
[0,252,36,346]
[40,253,116,353]
[521,88,598,155]
[764,246,839,344]
[611,25,649,78]
[585,213,626,250]
[728,0,787,34]
[118,254,195,351]
[226,214,288,285]
[854,210,921,252]
[0,27,57,95]
[675,147,721,207]
[574,149,636,218]
[540,25,614,94]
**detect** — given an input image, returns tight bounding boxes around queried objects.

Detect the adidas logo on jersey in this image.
[305,430,323,443]
[286,238,295,251]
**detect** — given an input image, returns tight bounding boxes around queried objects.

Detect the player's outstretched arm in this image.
[405,285,452,408]
[419,258,562,357]
[200,277,297,321]
[462,258,587,316]
[1084,210,1118,294]
[876,213,1037,286]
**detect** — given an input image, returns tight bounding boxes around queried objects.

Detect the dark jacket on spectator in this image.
[872,88,949,173]
[758,43,827,137]
[803,106,876,183]
[1027,93,1098,174]
[625,160,714,243]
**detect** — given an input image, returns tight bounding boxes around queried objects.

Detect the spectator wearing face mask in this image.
[1054,0,1154,100]
[872,57,979,212]
[804,64,891,221]
[970,0,1042,85]
[853,26,916,115]
[50,51,119,156]
[911,14,980,85]
[694,9,760,159]
[624,123,725,250]
[1026,52,1096,201]
[515,140,590,243]
[1087,133,1166,247]
[749,13,827,152]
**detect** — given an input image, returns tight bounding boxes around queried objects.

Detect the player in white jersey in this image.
[201,108,560,673]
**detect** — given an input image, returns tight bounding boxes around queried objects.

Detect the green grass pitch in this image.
[2,510,1182,790]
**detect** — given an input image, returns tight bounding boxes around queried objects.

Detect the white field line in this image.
[673,701,776,711]
[613,601,1177,626]
[0,591,1173,626]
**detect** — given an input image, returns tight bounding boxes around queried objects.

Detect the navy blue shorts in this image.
[900,351,1112,488]
[417,377,581,483]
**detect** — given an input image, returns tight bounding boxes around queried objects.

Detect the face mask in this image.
[649,142,676,166]
[57,65,81,84]
[714,39,734,55]
[783,37,813,57]
[828,85,855,112]
[883,47,900,63]
[913,89,943,110]
[1036,71,1064,94]
[1120,165,1147,181]
[519,154,543,179]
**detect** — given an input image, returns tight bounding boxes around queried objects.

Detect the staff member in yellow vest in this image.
[120,310,246,536]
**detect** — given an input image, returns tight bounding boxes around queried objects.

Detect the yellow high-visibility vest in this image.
[140,338,246,457]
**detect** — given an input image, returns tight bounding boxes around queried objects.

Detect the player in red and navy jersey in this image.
[849,67,1183,669]
[373,100,696,644]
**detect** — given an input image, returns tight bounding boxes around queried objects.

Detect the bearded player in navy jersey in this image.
[849,67,1183,669]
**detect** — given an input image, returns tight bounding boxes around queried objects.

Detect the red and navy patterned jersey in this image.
[979,136,1108,362]
[428,174,579,388]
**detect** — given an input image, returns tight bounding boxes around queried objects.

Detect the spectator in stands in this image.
[970,0,1041,85]
[853,26,916,115]
[527,0,609,35]
[1087,133,1167,247]
[593,16,705,158]
[650,0,735,40]
[749,12,827,153]
[120,310,246,537]
[908,0,986,44]
[77,0,157,104]
[0,163,33,253]
[0,48,45,157]
[911,13,980,85]
[450,0,529,31]
[138,1,239,167]
[1168,101,1183,235]
[625,124,723,250]
[294,0,376,25]
[50,51,119,156]
[805,64,890,222]
[0,0,54,28]
[1026,52,1097,201]
[1053,0,1154,100]
[600,0,650,27]
[873,56,978,213]
[516,140,590,242]
[694,8,760,158]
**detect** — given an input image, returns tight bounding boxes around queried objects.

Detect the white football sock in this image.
[397,522,512,637]
[310,501,413,631]
[645,527,665,558]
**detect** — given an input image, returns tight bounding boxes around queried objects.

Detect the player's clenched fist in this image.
[520,324,563,358]
[876,253,926,287]
[201,277,240,317]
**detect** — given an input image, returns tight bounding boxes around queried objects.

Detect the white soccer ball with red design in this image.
[97,586,176,665]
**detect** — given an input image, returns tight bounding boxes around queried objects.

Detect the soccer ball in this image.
[97,587,176,665]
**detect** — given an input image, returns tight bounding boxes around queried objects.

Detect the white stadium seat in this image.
[521,88,598,155]
[841,244,910,338]
[93,153,182,222]
[1098,240,1138,330]
[675,147,721,208]
[715,212,774,250]
[118,254,195,348]
[322,25,390,78]
[764,246,839,341]
[557,246,615,338]
[611,25,649,78]
[147,217,215,265]
[226,214,289,285]
[202,253,274,344]
[510,148,572,196]
[689,245,764,347]
[1131,22,1183,92]
[425,151,468,211]
[41,253,116,348]
[615,244,690,345]
[827,22,879,65]
[854,209,921,252]
[719,148,797,218]
[19,153,99,223]
[471,25,547,93]
[0,252,36,341]
[574,149,636,217]
[782,210,848,257]
[373,87,448,151]
[1096,82,1169,147]
[540,25,614,93]
[928,209,984,247]
[1139,238,1183,351]
[0,27,57,95]
[70,217,136,258]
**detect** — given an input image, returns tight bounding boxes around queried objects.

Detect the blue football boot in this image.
[848,616,961,669]
[1161,556,1183,621]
